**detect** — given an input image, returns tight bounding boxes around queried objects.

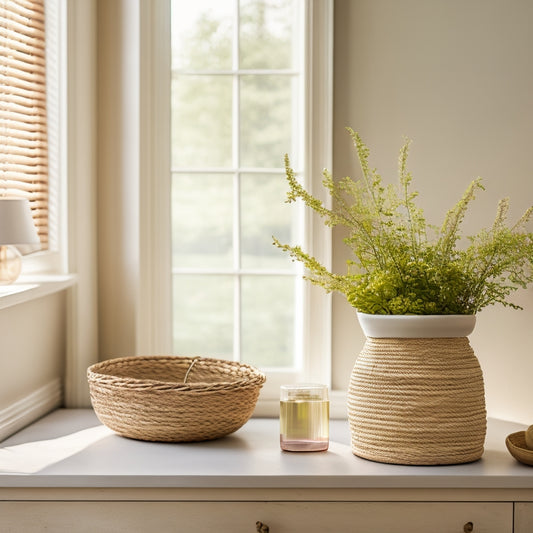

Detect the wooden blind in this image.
[0,0,48,246]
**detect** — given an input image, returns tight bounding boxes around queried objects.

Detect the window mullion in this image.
[172,69,299,76]
[233,170,242,363]
[171,167,286,174]
[233,0,241,363]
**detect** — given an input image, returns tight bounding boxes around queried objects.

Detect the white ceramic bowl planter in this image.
[347,313,486,465]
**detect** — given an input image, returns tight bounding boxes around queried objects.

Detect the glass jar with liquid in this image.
[280,384,329,452]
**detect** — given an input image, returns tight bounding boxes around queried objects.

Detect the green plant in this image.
[273,128,533,315]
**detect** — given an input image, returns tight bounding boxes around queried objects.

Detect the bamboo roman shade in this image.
[0,0,48,246]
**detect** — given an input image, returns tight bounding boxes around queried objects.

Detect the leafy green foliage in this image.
[273,128,533,315]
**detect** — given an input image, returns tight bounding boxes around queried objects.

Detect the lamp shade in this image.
[0,198,40,245]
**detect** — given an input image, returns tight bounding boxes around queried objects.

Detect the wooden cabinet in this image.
[0,501,515,533]
[0,411,532,533]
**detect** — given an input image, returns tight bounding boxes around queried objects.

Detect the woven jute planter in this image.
[347,314,486,465]
[88,355,266,442]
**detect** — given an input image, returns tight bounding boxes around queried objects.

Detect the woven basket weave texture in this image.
[348,337,486,465]
[88,355,266,442]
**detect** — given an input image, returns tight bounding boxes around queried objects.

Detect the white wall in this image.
[0,293,65,411]
[96,0,173,360]
[332,0,533,424]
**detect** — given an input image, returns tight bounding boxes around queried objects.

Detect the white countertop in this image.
[0,409,531,489]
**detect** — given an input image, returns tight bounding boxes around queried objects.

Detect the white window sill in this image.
[0,274,77,311]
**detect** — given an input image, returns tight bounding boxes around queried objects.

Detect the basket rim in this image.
[87,354,266,392]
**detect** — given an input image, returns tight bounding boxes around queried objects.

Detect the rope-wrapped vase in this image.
[348,314,486,465]
[88,355,266,442]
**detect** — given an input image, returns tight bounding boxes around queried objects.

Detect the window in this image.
[170,0,332,397]
[92,0,332,412]
[0,0,66,274]
[0,0,49,246]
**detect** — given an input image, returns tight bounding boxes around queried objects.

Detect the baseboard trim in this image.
[0,379,62,442]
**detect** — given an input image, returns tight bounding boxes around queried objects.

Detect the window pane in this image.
[239,0,299,70]
[171,0,233,71]
[171,0,307,376]
[241,275,295,368]
[172,174,233,269]
[172,76,232,168]
[241,173,299,269]
[173,275,233,357]
[240,75,295,168]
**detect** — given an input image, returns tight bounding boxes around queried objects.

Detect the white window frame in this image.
[136,0,333,414]
[301,0,334,392]
[2,0,95,301]
[53,0,98,408]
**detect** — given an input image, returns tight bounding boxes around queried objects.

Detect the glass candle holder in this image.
[280,383,329,452]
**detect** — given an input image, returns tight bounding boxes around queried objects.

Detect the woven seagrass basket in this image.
[87,355,266,442]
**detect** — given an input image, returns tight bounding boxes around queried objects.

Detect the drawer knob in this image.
[256,521,270,532]
[463,522,474,532]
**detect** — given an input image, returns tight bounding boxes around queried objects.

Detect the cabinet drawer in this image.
[515,502,533,533]
[0,501,512,533]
